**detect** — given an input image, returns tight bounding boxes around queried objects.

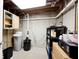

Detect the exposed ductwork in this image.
[51,0,62,7]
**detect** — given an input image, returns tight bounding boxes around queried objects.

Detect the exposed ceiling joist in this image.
[4,0,67,18]
[22,5,59,15]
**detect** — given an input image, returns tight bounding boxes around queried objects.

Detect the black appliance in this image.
[46,26,67,59]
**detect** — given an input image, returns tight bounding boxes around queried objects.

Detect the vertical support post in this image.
[74,1,77,33]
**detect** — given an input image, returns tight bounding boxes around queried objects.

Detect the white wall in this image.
[0,0,3,58]
[20,12,57,48]
[0,0,3,43]
[63,6,75,32]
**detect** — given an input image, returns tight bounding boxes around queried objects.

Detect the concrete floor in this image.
[11,47,48,59]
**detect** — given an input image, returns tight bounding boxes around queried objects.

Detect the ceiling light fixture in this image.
[11,0,46,9]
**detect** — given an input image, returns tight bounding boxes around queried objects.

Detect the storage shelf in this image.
[4,21,12,25]
[4,10,19,29]
[5,15,12,20]
[4,10,12,29]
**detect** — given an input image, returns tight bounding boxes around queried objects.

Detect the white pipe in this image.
[30,17,56,20]
[22,17,53,20]
[56,0,76,18]
[26,13,30,30]
[26,13,30,37]
[21,17,56,20]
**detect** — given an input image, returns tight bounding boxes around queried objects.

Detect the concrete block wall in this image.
[20,12,57,48]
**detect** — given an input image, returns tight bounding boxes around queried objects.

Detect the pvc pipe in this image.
[26,13,30,31]
[56,0,76,18]
[29,17,56,20]
[26,13,30,37]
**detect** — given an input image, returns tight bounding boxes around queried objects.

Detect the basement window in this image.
[11,0,46,9]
